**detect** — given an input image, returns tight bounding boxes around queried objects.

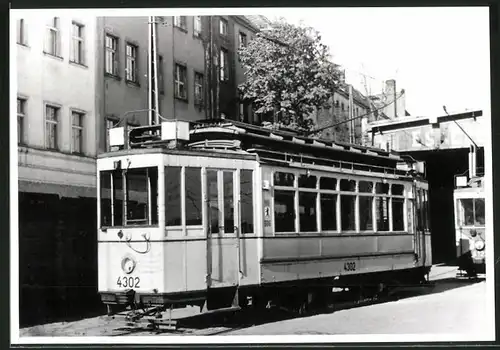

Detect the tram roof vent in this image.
[161,120,190,141]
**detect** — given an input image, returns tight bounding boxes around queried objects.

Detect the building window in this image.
[71,22,85,64]
[45,105,59,150]
[238,32,247,48]
[219,18,228,36]
[194,16,202,37]
[105,34,118,76]
[17,98,26,145]
[45,17,60,56]
[174,63,187,100]
[174,16,187,31]
[194,72,203,105]
[71,111,84,154]
[220,47,229,81]
[125,43,138,83]
[158,55,164,94]
[17,19,27,45]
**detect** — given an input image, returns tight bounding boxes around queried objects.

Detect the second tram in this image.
[454,174,485,277]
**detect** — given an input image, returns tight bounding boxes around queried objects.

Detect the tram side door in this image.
[206,169,240,289]
[414,181,428,266]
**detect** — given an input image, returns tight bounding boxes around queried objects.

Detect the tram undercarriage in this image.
[103,265,431,329]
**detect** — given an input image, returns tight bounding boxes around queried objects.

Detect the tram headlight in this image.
[474,240,485,251]
[121,256,136,274]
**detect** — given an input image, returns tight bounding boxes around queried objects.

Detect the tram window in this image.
[475,198,485,226]
[223,172,234,234]
[207,170,219,234]
[392,198,405,231]
[458,198,484,227]
[100,172,112,226]
[375,182,389,194]
[112,170,124,226]
[299,174,317,189]
[375,197,390,231]
[392,184,404,196]
[359,181,373,193]
[274,190,296,232]
[185,167,202,226]
[423,190,430,230]
[125,167,158,226]
[340,195,356,230]
[340,179,356,192]
[320,177,337,190]
[359,196,373,230]
[240,170,254,234]
[165,166,181,226]
[299,192,317,232]
[320,193,337,231]
[274,172,295,187]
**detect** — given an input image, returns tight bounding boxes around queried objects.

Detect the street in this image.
[18,266,494,341]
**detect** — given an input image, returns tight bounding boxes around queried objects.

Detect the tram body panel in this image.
[98,228,165,294]
[260,253,416,283]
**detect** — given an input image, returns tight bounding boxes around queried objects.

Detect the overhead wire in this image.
[307,89,435,150]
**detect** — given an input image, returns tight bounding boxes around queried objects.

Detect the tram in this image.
[97,119,432,325]
[453,173,485,277]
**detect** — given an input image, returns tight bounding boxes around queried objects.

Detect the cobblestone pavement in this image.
[18,265,492,339]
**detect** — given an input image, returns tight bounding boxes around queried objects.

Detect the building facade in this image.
[16,14,101,326]
[96,15,262,153]
[314,84,371,144]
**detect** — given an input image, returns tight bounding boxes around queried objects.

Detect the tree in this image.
[238,20,342,133]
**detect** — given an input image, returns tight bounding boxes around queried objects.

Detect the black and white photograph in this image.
[10,6,494,345]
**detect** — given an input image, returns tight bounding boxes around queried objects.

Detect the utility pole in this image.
[348,84,354,143]
[148,16,160,126]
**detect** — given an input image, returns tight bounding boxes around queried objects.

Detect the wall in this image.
[97,16,252,154]
[15,14,101,326]
[233,16,259,124]
[371,117,486,152]
[17,15,97,167]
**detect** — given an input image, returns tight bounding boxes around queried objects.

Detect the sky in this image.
[256,7,490,117]
[12,7,490,117]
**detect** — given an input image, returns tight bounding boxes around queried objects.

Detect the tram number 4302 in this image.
[344,261,356,272]
[116,276,140,289]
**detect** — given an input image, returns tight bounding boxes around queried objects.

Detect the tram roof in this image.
[100,119,421,175]
[188,119,402,167]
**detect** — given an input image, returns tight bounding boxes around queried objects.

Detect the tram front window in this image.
[458,198,485,227]
[99,167,158,227]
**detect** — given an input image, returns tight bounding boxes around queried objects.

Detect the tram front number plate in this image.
[116,276,140,289]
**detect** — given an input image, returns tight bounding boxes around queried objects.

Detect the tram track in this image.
[105,279,454,337]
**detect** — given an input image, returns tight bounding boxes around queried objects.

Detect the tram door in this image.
[414,181,429,266]
[206,169,240,289]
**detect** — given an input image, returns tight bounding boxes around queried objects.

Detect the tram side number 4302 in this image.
[344,261,356,271]
[117,276,140,288]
